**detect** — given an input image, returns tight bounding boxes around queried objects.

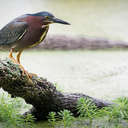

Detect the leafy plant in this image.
[77,97,99,127]
[48,112,57,128]
[0,92,34,128]
[114,97,128,120]
[96,97,128,123]
[48,110,74,128]
[48,97,128,128]
[77,97,98,118]
[58,110,74,128]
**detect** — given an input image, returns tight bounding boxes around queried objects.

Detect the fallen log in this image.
[0,58,111,120]
[35,35,128,50]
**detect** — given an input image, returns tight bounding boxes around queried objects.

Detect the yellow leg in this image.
[16,49,23,64]
[8,48,17,63]
[16,50,29,76]
[16,50,37,78]
[8,49,35,83]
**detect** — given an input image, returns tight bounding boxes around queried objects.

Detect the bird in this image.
[0,11,70,78]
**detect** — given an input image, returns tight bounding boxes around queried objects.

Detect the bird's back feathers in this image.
[0,21,28,46]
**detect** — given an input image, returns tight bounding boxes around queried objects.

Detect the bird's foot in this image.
[18,64,34,84]
[8,56,29,78]
[18,64,30,77]
[18,64,37,79]
[28,73,38,78]
[8,56,18,64]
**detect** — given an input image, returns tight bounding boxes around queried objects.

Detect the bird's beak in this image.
[51,17,70,25]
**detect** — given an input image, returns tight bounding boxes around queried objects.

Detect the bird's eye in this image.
[45,16,49,19]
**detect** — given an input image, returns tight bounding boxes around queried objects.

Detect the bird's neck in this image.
[39,25,49,42]
[41,24,49,29]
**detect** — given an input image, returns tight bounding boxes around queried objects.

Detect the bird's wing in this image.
[0,21,28,45]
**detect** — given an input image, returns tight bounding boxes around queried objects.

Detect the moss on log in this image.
[0,58,111,120]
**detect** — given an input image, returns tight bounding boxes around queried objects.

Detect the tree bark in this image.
[0,58,111,120]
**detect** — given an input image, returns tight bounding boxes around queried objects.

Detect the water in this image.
[0,0,128,41]
[1,50,128,100]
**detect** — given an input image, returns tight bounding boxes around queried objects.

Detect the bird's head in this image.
[31,11,70,25]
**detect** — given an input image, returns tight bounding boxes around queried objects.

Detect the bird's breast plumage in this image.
[28,25,49,48]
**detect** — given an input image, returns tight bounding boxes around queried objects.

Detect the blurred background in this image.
[1,0,128,41]
[0,0,128,101]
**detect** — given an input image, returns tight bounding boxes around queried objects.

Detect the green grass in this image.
[47,97,128,128]
[0,90,34,128]
[0,87,128,128]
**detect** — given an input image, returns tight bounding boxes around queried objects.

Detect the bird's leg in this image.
[8,48,17,63]
[16,50,30,77]
[8,49,32,78]
[16,49,23,64]
[16,50,37,78]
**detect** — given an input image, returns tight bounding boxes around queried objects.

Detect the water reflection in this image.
[0,0,128,41]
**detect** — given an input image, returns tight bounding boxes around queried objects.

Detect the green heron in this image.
[0,11,70,77]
